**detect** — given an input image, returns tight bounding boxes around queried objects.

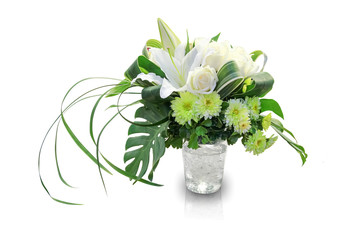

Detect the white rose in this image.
[195,39,231,71]
[227,46,259,77]
[187,66,218,94]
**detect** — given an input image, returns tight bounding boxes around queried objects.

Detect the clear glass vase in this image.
[182,140,227,194]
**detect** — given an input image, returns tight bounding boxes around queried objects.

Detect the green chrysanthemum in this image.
[244,130,267,155]
[196,92,222,120]
[235,120,251,134]
[262,113,272,131]
[246,96,261,119]
[225,99,251,134]
[266,135,278,149]
[171,92,199,125]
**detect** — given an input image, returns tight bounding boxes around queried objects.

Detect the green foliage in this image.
[185,30,191,55]
[141,85,174,103]
[125,55,165,86]
[271,119,307,165]
[124,101,170,180]
[210,33,221,42]
[260,99,284,119]
[232,72,274,98]
[216,61,245,99]
[250,50,267,72]
[106,79,131,97]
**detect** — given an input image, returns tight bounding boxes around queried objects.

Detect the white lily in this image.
[136,44,203,98]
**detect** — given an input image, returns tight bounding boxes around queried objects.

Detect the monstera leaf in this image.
[124,101,170,181]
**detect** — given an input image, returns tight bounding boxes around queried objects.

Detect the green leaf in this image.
[227,132,241,145]
[188,132,199,149]
[232,72,274,98]
[54,121,74,188]
[138,56,166,78]
[250,50,267,72]
[201,119,212,127]
[210,33,221,42]
[260,99,284,119]
[185,30,190,55]
[104,157,163,186]
[127,56,166,87]
[195,126,207,136]
[124,102,170,180]
[271,120,307,165]
[216,61,245,99]
[125,58,142,81]
[141,85,173,103]
[61,112,112,174]
[106,79,131,97]
[95,111,163,187]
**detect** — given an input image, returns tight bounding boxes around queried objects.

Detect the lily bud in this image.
[157,18,181,56]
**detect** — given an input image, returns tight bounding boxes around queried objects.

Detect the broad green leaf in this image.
[124,101,170,180]
[260,99,284,119]
[216,61,245,99]
[232,72,274,98]
[95,110,163,187]
[250,50,267,72]
[141,85,173,103]
[138,56,166,78]
[188,132,199,149]
[201,119,212,127]
[126,55,166,87]
[195,126,207,136]
[125,58,142,81]
[157,18,181,56]
[210,33,221,42]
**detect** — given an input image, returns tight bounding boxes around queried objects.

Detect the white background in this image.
[1,0,360,239]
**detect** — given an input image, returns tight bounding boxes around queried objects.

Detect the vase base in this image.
[185,181,222,194]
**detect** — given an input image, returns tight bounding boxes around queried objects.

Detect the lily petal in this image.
[149,48,184,88]
[133,72,164,85]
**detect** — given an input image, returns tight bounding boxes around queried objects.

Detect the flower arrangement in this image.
[39,19,307,204]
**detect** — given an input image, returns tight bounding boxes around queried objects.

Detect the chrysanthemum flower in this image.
[171,92,199,125]
[225,99,251,133]
[235,119,251,134]
[244,130,267,155]
[266,135,278,149]
[245,96,261,119]
[262,113,272,131]
[195,92,222,120]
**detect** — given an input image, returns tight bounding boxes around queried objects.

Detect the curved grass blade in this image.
[250,50,267,72]
[55,121,74,188]
[60,80,120,175]
[90,90,142,193]
[39,93,103,204]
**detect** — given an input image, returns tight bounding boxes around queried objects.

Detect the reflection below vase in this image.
[184,188,223,219]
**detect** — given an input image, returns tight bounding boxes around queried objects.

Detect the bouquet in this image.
[39,18,307,204]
